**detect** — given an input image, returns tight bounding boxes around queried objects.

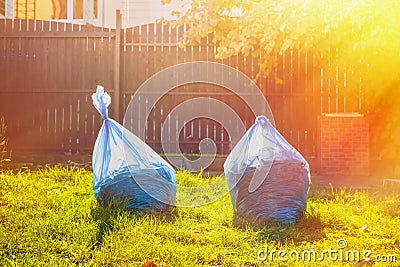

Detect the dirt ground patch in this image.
[1,151,92,170]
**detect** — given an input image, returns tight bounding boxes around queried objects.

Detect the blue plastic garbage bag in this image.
[224,116,310,224]
[92,85,176,212]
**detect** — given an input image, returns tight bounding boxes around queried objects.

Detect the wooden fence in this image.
[0,15,365,161]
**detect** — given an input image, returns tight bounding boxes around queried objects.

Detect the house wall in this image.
[3,0,186,27]
[0,0,4,17]
[36,0,57,20]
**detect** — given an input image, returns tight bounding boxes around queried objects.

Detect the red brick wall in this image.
[318,114,370,176]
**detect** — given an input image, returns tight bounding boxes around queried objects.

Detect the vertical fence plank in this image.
[0,19,7,114]
[124,26,140,133]
[320,53,328,114]
[122,25,133,112]
[64,22,73,92]
[33,20,41,91]
[153,22,164,152]
[131,25,141,91]
[301,49,312,155]
[113,10,122,120]
[57,22,66,91]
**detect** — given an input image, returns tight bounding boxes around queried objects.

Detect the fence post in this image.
[114,9,122,120]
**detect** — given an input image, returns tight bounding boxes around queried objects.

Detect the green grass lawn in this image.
[0,166,399,266]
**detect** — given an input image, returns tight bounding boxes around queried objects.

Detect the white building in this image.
[1,0,188,28]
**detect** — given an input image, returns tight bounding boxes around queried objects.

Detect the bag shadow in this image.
[90,201,178,248]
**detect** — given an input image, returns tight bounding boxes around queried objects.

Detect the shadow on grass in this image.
[90,202,178,248]
[232,208,326,244]
[263,211,325,244]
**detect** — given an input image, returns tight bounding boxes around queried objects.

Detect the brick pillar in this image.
[318,113,370,176]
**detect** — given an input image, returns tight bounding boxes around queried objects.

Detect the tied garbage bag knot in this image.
[255,115,269,126]
[224,115,310,225]
[91,85,176,212]
[92,85,111,119]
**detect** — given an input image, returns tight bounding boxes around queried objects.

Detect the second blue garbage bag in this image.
[224,116,310,224]
[92,85,176,212]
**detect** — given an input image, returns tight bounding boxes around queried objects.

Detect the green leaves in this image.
[169,0,400,81]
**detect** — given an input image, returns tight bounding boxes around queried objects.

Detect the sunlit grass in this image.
[0,166,399,266]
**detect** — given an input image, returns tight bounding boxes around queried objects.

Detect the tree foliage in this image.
[164,0,400,172]
[166,0,400,86]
